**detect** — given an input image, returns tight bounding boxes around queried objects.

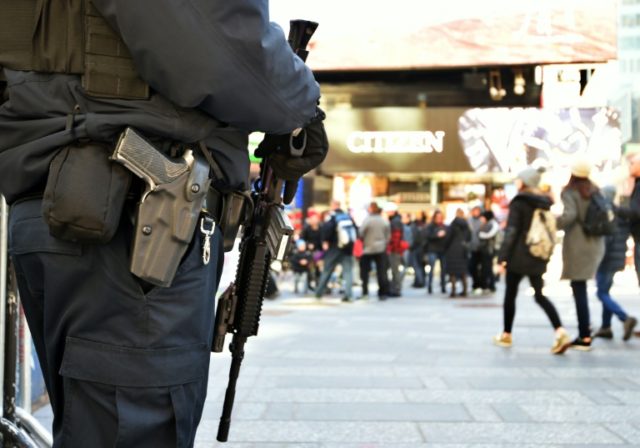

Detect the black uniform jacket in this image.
[0,0,320,203]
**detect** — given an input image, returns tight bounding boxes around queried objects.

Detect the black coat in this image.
[618,177,640,241]
[320,209,357,254]
[598,215,630,274]
[443,218,471,276]
[498,192,553,276]
[424,222,448,254]
[290,250,313,274]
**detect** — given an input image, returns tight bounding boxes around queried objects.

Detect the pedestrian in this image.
[290,240,313,295]
[301,213,324,290]
[493,167,570,354]
[444,209,471,297]
[385,203,407,297]
[0,3,327,446]
[478,210,500,293]
[592,186,638,340]
[467,205,484,292]
[315,201,358,302]
[556,158,606,351]
[615,152,640,285]
[409,212,428,288]
[425,210,448,294]
[359,202,391,300]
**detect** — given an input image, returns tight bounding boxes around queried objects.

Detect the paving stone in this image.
[240,388,406,403]
[405,389,590,405]
[257,375,424,389]
[578,389,625,405]
[418,422,625,444]
[465,377,623,390]
[261,403,470,422]
[605,423,640,444]
[196,421,424,444]
[421,376,449,389]
[521,405,640,423]
[261,366,402,377]
[464,404,502,422]
[547,367,640,379]
[492,404,534,422]
[606,391,640,404]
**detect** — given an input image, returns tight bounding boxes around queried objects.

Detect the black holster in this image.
[206,189,250,252]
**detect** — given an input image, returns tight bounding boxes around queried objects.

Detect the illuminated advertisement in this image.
[321,106,621,178]
[271,0,617,70]
[458,107,622,175]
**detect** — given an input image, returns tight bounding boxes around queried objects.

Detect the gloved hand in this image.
[255,110,329,204]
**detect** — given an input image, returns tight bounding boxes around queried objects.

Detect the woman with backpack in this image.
[493,167,571,354]
[556,158,606,351]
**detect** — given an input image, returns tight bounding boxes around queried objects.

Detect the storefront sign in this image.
[395,192,432,203]
[321,107,472,175]
[347,131,445,154]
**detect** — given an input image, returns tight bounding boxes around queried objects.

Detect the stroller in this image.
[0,197,52,447]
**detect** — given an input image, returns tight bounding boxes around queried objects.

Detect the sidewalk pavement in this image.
[35,266,640,447]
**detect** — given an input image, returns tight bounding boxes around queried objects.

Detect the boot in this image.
[460,274,468,297]
[449,275,457,298]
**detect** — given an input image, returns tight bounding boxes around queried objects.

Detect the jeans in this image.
[468,250,482,289]
[315,248,354,299]
[388,253,404,295]
[426,252,446,292]
[635,240,640,286]
[595,269,628,328]
[570,280,592,338]
[480,251,495,291]
[409,248,425,286]
[360,252,390,297]
[293,271,310,294]
[503,271,562,333]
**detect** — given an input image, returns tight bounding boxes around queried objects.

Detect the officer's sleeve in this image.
[91,0,320,134]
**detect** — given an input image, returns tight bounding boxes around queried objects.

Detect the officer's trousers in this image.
[8,198,223,448]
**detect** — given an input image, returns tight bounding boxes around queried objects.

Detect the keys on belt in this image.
[200,215,216,265]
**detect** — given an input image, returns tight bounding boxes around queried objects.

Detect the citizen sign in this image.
[347,131,446,154]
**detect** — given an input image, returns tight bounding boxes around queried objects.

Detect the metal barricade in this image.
[0,196,53,448]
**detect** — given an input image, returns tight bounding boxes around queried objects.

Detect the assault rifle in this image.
[212,20,319,443]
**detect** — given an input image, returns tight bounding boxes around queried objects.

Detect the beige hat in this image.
[570,158,591,178]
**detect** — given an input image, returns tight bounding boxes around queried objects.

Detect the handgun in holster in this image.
[111,127,211,287]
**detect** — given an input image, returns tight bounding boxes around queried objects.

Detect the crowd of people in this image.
[284,198,503,302]
[281,153,640,356]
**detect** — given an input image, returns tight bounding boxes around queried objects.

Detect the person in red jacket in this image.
[385,203,408,297]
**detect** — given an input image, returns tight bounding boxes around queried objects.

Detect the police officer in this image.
[0,1,327,447]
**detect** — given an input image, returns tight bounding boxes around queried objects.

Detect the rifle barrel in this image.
[216,336,246,442]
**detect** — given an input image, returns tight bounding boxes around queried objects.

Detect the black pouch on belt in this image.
[42,142,132,243]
